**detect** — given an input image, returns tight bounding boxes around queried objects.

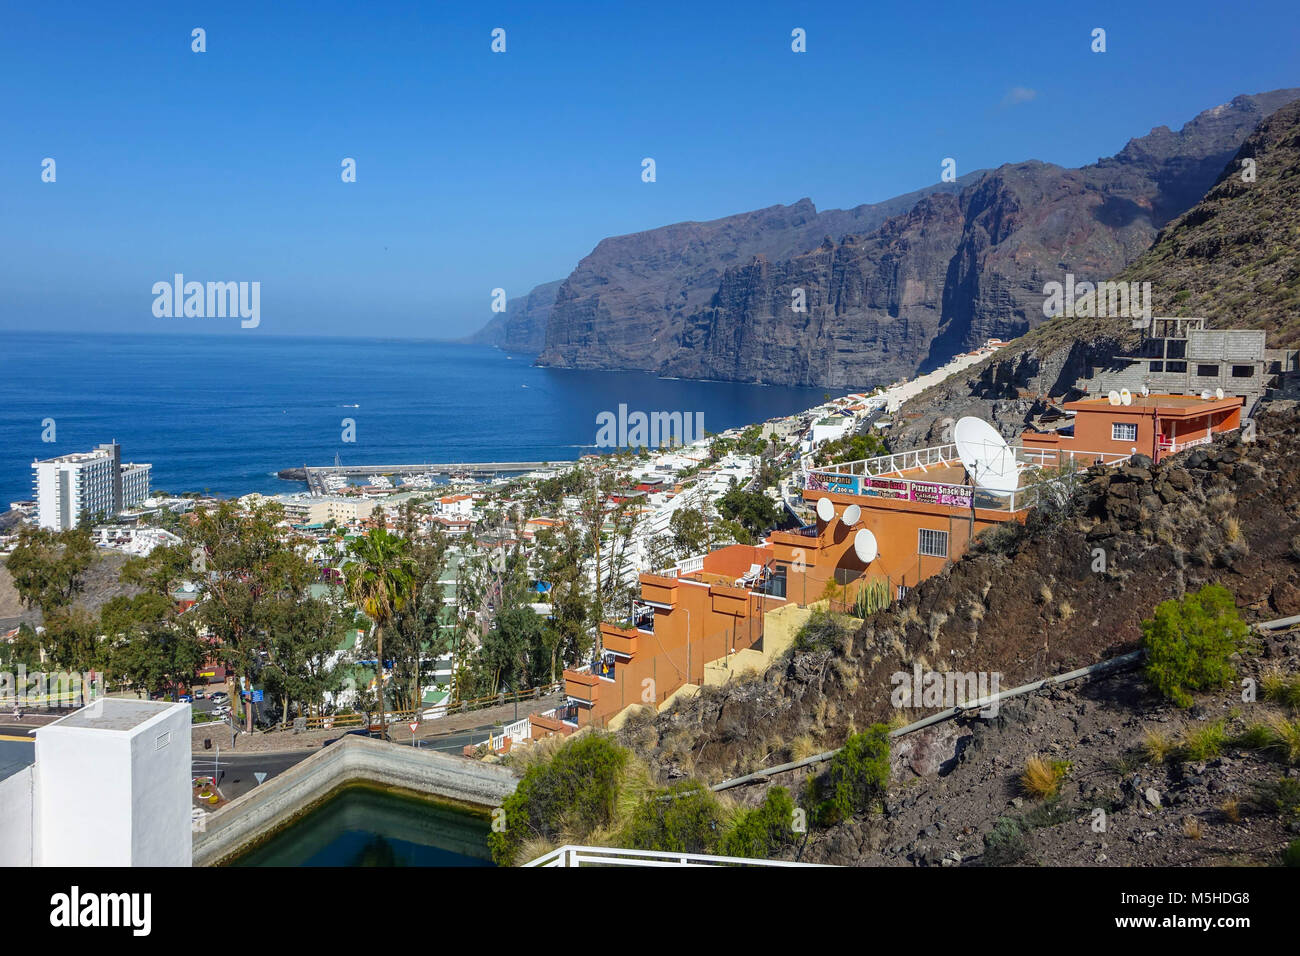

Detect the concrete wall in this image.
[192,735,518,866]
[0,766,35,866]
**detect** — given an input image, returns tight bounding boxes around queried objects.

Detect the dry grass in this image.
[1266,713,1300,764]
[1220,796,1241,824]
[1058,600,1074,621]
[1141,728,1176,765]
[1223,516,1242,544]
[788,734,822,761]
[1020,755,1069,800]
[1182,816,1204,840]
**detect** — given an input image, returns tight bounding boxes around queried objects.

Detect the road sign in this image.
[252,690,263,703]
[409,721,418,733]
[254,772,267,785]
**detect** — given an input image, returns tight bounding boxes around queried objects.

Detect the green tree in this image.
[718,786,798,859]
[6,525,95,616]
[806,724,892,826]
[103,593,206,700]
[717,486,780,540]
[1142,583,1248,708]
[623,780,725,854]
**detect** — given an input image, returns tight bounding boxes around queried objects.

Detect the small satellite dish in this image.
[954,417,1019,497]
[853,529,878,563]
[1215,387,1224,400]
[1141,385,1150,397]
[816,497,834,523]
[842,503,861,526]
[1201,390,1211,401]
[1107,390,1121,406]
[1120,389,1132,406]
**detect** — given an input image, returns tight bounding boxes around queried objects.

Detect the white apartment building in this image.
[32,442,152,531]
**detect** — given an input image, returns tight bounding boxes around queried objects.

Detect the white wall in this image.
[35,702,192,866]
[0,765,35,866]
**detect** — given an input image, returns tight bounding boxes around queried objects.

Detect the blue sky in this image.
[1,0,1298,339]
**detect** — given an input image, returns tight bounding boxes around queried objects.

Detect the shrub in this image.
[1261,669,1300,710]
[983,816,1028,866]
[1141,584,1248,708]
[1181,720,1228,762]
[807,723,891,826]
[1235,723,1274,751]
[717,786,798,859]
[1254,777,1300,820]
[488,733,629,865]
[792,608,849,654]
[1020,756,1070,800]
[1285,839,1300,868]
[621,779,725,855]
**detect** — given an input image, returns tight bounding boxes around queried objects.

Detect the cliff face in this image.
[887,96,1300,452]
[463,279,562,353]
[538,89,1299,387]
[535,177,982,371]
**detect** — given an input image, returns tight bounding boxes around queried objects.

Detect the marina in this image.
[281,461,570,494]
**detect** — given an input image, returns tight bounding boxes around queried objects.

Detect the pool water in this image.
[228,784,495,867]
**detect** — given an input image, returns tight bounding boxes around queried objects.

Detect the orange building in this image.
[558,544,786,728]
[1022,393,1243,464]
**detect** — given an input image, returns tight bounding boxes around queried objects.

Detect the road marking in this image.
[0,734,35,743]
[254,772,267,784]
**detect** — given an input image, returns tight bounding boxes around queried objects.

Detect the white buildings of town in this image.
[32,442,152,531]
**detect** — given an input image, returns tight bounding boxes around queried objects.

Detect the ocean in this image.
[0,331,846,504]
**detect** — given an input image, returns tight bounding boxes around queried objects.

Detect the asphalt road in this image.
[190,721,501,802]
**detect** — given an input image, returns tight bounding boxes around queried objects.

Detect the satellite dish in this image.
[1141,384,1150,397]
[1120,389,1132,406]
[1201,390,1211,401]
[842,503,861,526]
[816,497,834,523]
[954,417,1019,497]
[1107,390,1121,406]
[853,529,878,563]
[1215,387,1224,400]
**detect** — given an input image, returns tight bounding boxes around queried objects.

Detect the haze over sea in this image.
[0,332,846,506]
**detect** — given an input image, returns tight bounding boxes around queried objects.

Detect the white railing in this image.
[523,845,826,867]
[805,447,1134,514]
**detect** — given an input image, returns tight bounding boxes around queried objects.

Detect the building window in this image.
[1149,362,1163,373]
[1197,364,1219,378]
[1166,361,1187,373]
[1112,422,1138,442]
[918,528,949,558]
[1231,365,1254,378]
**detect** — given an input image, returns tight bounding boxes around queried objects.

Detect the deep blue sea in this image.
[0,332,845,504]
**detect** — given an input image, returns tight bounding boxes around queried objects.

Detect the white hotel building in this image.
[32,442,152,532]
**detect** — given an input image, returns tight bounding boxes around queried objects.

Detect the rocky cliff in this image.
[888,95,1300,451]
[533,177,983,371]
[463,279,562,353]
[538,89,1299,388]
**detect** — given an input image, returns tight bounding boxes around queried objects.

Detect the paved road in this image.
[190,722,500,802]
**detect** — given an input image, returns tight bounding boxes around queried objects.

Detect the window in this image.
[1112,422,1138,442]
[918,528,949,558]
[1197,364,1219,378]
[1231,365,1254,378]
[1165,361,1187,373]
[1149,361,1164,373]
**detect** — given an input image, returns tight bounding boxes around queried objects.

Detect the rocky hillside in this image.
[463,279,562,353]
[889,96,1300,450]
[619,405,1300,864]
[535,89,1297,388]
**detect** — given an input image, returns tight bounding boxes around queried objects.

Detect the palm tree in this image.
[343,527,416,740]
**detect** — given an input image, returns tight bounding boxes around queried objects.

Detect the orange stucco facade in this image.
[1022,394,1242,464]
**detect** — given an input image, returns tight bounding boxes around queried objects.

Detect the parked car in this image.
[210,692,229,704]
[177,695,192,703]
[193,690,206,700]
